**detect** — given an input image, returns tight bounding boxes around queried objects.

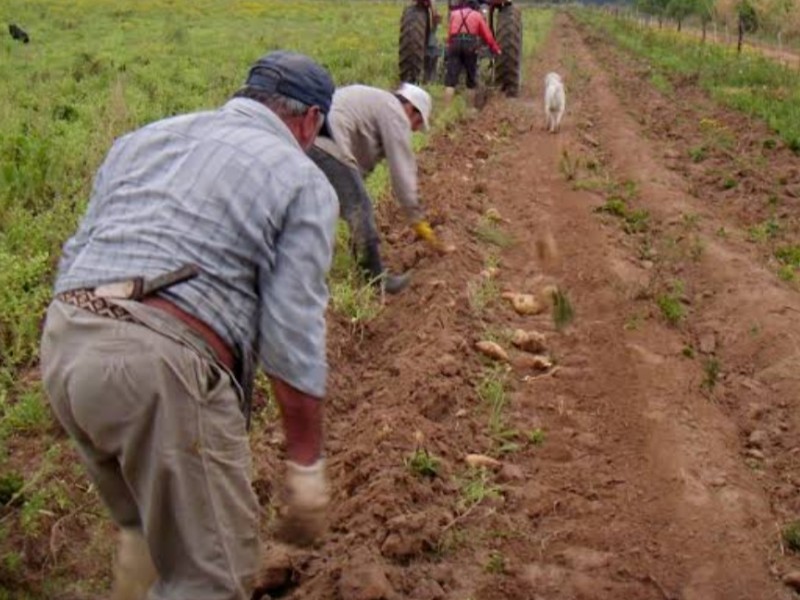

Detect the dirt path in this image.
[253,13,800,600]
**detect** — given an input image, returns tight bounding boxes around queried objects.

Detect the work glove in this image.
[413,220,454,254]
[276,459,329,547]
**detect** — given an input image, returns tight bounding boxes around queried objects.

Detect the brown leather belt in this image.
[57,289,235,372]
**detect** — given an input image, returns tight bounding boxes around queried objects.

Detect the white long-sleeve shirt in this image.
[326,85,423,222]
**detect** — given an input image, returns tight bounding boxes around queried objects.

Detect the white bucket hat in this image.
[396,82,432,131]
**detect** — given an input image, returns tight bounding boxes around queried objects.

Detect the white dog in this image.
[544,72,566,133]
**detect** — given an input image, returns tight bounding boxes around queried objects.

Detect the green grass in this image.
[485,550,506,574]
[468,277,501,314]
[595,196,650,234]
[406,448,441,479]
[656,279,686,326]
[474,217,515,248]
[748,217,781,243]
[458,467,502,511]
[783,520,800,553]
[476,366,509,438]
[701,356,720,392]
[527,427,546,446]
[586,12,800,153]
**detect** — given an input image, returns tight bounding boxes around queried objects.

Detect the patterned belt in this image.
[56,288,235,372]
[56,288,135,322]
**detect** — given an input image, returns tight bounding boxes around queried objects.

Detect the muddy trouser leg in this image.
[444,46,465,88]
[41,301,259,600]
[308,147,384,282]
[464,50,479,89]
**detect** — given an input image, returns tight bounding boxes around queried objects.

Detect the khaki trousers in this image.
[40,300,259,600]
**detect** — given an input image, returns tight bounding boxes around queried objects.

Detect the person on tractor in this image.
[309,82,444,295]
[444,0,501,105]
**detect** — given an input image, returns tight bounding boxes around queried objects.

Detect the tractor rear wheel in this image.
[494,4,522,97]
[399,5,429,84]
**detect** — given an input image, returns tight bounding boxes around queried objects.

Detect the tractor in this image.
[398,0,523,97]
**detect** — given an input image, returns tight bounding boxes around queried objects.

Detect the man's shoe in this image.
[382,272,412,295]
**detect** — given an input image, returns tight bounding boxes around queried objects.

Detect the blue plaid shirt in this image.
[55,98,339,398]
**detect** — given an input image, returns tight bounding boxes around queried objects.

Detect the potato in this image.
[513,354,553,371]
[465,454,502,468]
[501,292,544,315]
[474,340,509,362]
[511,329,547,354]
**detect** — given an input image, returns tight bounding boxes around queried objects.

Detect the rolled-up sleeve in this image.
[257,171,338,398]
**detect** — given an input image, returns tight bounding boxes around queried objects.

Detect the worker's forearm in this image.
[271,377,324,466]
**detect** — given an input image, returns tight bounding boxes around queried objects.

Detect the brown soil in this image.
[251,13,800,600]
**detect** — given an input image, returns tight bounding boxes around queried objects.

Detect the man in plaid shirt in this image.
[41,51,338,600]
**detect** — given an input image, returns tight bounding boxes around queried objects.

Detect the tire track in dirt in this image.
[253,13,797,600]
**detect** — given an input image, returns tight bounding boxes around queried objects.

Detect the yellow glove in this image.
[412,220,436,243]
[413,220,455,254]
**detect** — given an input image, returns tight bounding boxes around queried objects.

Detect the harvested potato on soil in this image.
[501,292,545,315]
[511,329,547,353]
[512,354,553,371]
[465,453,502,468]
[474,340,509,362]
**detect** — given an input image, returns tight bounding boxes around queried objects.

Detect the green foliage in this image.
[0,472,24,506]
[597,197,628,218]
[468,277,500,314]
[592,14,800,154]
[551,288,575,331]
[458,467,502,510]
[407,449,441,479]
[737,0,759,34]
[474,218,514,248]
[0,384,49,437]
[783,520,800,552]
[527,428,546,446]
[485,550,506,574]
[595,197,650,234]
[774,245,800,268]
[747,217,781,242]
[656,280,686,325]
[688,145,708,162]
[702,357,721,391]
[477,367,509,437]
[330,275,383,325]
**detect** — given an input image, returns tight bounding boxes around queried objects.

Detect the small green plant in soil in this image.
[477,367,508,437]
[485,550,506,574]
[527,428,546,446]
[702,357,721,392]
[783,520,800,552]
[406,449,440,479]
[474,218,514,248]
[657,280,686,326]
[459,467,502,510]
